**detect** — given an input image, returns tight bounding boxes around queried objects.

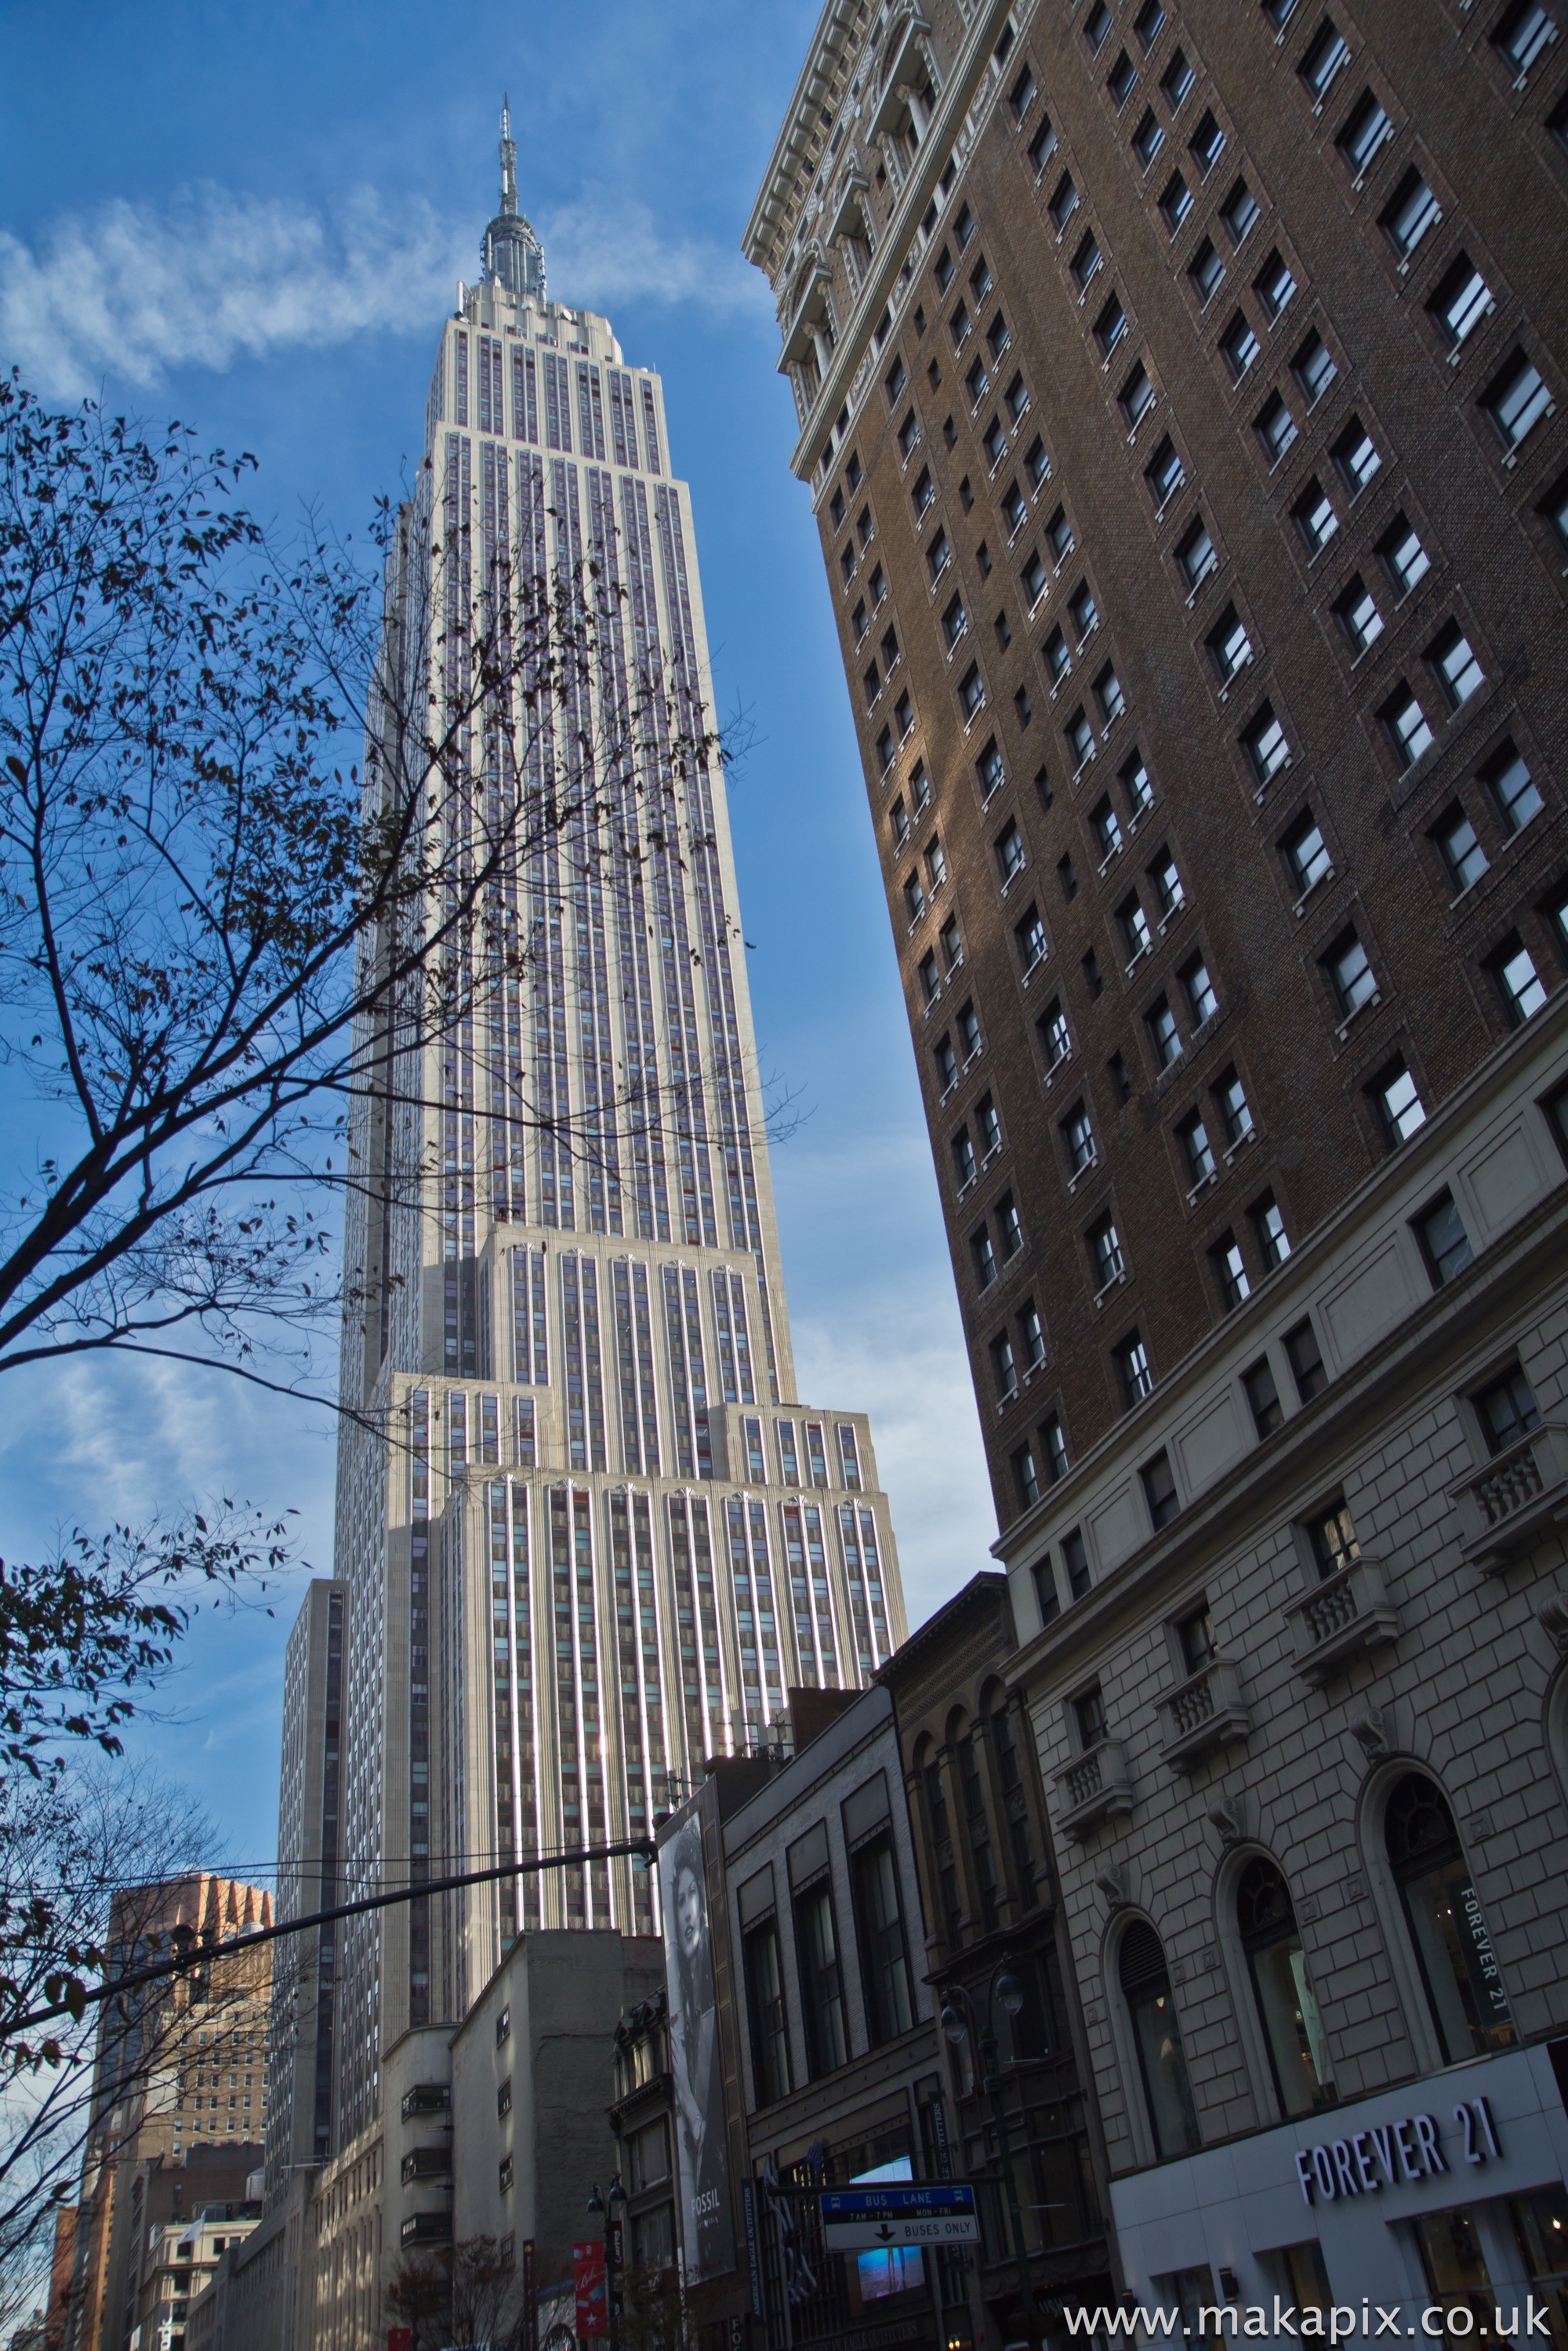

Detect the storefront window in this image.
[1236,1856,1334,2115]
[849,2156,926,2306]
[1118,1920,1200,2158]
[1512,2187,1568,2351]
[1413,2207,1493,2343]
[1276,2242,1331,2316]
[1385,1773,1515,2060]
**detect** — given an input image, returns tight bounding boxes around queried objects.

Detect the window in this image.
[927,529,952,588]
[743,1917,791,2106]
[996,819,1026,885]
[1008,374,1031,431]
[983,414,1007,469]
[1090,1213,1125,1289]
[1374,1055,1427,1145]
[1004,480,1029,538]
[1146,435,1185,507]
[942,593,968,654]
[1016,905,1048,972]
[1475,1362,1540,1455]
[890,797,909,851]
[880,622,901,672]
[1161,46,1194,105]
[1384,687,1434,771]
[1294,332,1337,405]
[1049,172,1080,234]
[852,1836,913,2047]
[1294,477,1339,554]
[1494,935,1548,1023]
[1178,1108,1216,1186]
[1221,312,1261,382]
[1083,946,1105,996]
[1042,1414,1069,1486]
[978,1094,1003,1158]
[1181,956,1218,1025]
[1433,804,1488,894]
[1378,515,1430,598]
[1000,1194,1025,1258]
[1381,168,1440,260]
[970,740,1002,806]
[1244,1356,1283,1436]
[1483,739,1543,834]
[1306,1497,1359,1579]
[1217,1068,1254,1145]
[1185,238,1223,309]
[1040,998,1072,1068]
[919,948,941,1004]
[950,302,972,349]
[925,836,947,889]
[1097,665,1127,726]
[953,1127,977,1189]
[1022,547,1047,603]
[858,505,876,548]
[1252,1191,1290,1266]
[830,487,846,532]
[1076,1682,1107,1751]
[1428,622,1484,709]
[1063,1526,1091,1598]
[1067,708,1095,768]
[1335,574,1384,655]
[1207,604,1253,687]
[971,255,994,303]
[904,871,927,927]
[1256,249,1297,321]
[935,249,955,299]
[1285,1317,1327,1401]
[1162,173,1195,234]
[1135,0,1167,44]
[885,356,907,405]
[1119,1921,1200,2159]
[1084,0,1112,49]
[1143,1449,1179,1529]
[1257,393,1298,465]
[1283,812,1331,897]
[1120,361,1155,427]
[794,1879,848,2077]
[840,542,857,589]
[1013,1443,1040,1509]
[1243,703,1292,787]
[1065,1100,1097,1174]
[1147,996,1181,1068]
[1325,929,1376,1018]
[1334,418,1382,497]
[1026,435,1052,494]
[1236,1858,1334,2117]
[941,915,962,971]
[992,1331,1019,1401]
[1428,254,1493,351]
[1483,350,1555,459]
[1069,582,1101,644]
[1043,626,1071,686]
[912,470,935,524]
[1214,1232,1250,1309]
[1338,89,1391,176]
[1385,1773,1514,2062]
[869,562,887,607]
[1135,109,1167,168]
[1178,517,1218,592]
[1011,63,1040,120]
[967,356,991,409]
[935,1034,958,1093]
[846,453,864,494]
[1495,0,1558,75]
[1029,114,1058,176]
[1047,504,1075,561]
[1108,49,1138,107]
[1300,20,1351,100]
[1087,798,1122,865]
[959,1000,982,1060]
[1072,231,1103,296]
[1414,1191,1475,1286]
[1221,180,1260,248]
[959,664,985,720]
[910,759,931,814]
[865,662,882,708]
[1190,109,1225,175]
[1152,851,1189,912]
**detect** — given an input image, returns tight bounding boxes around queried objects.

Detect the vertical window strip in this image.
[481,1393,500,1465]
[561,1254,588,1471]
[682,1266,713,1478]
[749,1500,783,1720]
[609,1493,651,1928]
[641,378,662,473]
[614,1261,644,1474]
[633,1262,661,1474]
[407,1390,432,2020]
[510,1480,539,1930]
[550,1486,580,1928]
[727,1496,762,1741]
[711,1269,739,1403]
[838,1503,875,1679]
[448,1390,469,1478]
[859,1507,891,1665]
[666,1495,703,1767]
[691,1496,728,1757]
[514,1395,536,1468]
[513,347,537,442]
[806,1421,829,1489]
[581,1257,608,1471]
[573,1489,612,1928]
[837,1424,862,1490]
[742,1416,766,1485]
[777,1418,800,1486]
[731,1275,756,1405]
[781,1504,821,1686]
[455,331,469,427]
[478,335,494,434]
[663,1265,695,1478]
[804,1504,841,1686]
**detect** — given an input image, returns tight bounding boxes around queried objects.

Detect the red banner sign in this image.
[573,2240,608,2338]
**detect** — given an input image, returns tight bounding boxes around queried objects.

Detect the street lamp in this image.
[940,1969,1037,2346]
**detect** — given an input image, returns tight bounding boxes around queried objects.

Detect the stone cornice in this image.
[742,0,866,271]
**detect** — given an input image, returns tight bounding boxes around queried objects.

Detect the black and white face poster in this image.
[662,1811,735,2281]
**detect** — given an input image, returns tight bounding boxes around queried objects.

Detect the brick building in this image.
[748,0,1568,2327]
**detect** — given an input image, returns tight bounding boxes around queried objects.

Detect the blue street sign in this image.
[819,2184,979,2249]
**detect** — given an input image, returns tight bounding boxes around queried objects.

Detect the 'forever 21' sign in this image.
[1294,2098,1502,2205]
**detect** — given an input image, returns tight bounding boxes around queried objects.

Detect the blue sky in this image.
[0,0,991,1875]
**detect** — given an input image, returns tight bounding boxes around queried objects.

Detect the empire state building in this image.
[307,111,908,2152]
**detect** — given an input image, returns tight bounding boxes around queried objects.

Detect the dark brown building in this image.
[879,1573,1116,2343]
[745,0,1568,1535]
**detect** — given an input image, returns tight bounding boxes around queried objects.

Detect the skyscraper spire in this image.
[482,95,545,303]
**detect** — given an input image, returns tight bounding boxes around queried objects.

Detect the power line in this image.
[4,1838,658,2037]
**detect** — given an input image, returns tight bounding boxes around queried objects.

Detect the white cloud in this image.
[0,180,766,404]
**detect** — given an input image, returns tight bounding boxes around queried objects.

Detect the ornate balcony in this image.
[1285,1555,1399,1685]
[1157,1656,1251,1772]
[1052,1737,1134,1841]
[1449,1423,1568,1574]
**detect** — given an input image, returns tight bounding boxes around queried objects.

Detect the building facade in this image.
[267,1579,347,2194]
[327,107,906,2161]
[748,0,1568,2329]
[880,1574,1116,2345]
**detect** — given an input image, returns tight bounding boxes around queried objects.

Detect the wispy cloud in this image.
[0,180,765,404]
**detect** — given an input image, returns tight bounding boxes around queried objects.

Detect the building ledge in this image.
[1053,1738,1134,1840]
[1157,1656,1251,1772]
[1448,1420,1568,1573]
[1284,1555,1399,1685]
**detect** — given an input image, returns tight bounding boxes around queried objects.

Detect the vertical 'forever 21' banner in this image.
[662,1809,736,2280]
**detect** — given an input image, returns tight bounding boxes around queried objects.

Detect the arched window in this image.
[1236,1857,1333,2116]
[1118,1920,1200,2158]
[1385,1772,1515,2062]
